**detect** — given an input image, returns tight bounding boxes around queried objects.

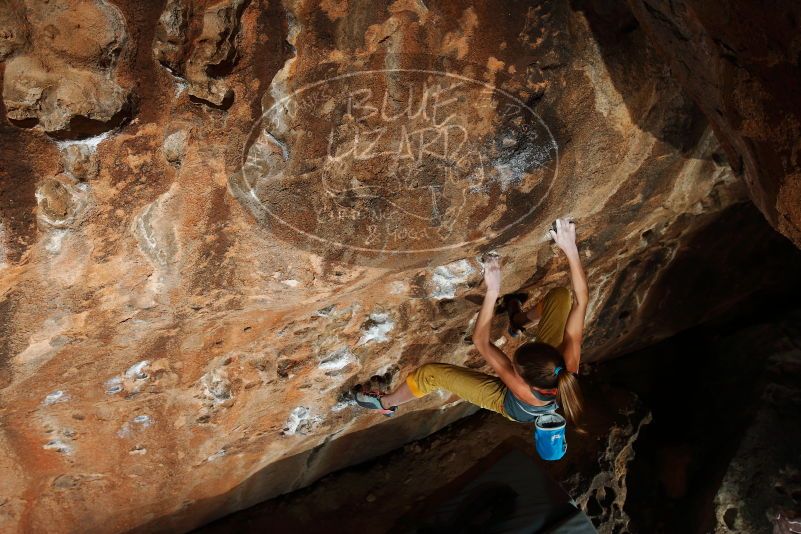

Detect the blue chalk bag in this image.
[534,412,567,461]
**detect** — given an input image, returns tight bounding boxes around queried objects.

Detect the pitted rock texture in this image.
[153,0,249,107]
[571,410,652,533]
[1,0,130,137]
[1,1,801,533]
[625,0,801,248]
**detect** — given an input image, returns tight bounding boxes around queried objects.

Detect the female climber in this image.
[355,218,589,426]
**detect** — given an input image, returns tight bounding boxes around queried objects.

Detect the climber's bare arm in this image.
[472,257,529,390]
[550,219,589,373]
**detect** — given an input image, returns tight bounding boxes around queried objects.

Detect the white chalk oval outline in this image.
[240,68,559,254]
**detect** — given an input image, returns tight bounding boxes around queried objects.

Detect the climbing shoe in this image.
[354,391,396,417]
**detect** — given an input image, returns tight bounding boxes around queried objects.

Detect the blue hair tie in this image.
[553,366,563,377]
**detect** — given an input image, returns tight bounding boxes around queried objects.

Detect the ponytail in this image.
[515,342,585,428]
[556,370,583,425]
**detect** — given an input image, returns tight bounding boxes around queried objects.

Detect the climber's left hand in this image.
[483,255,501,294]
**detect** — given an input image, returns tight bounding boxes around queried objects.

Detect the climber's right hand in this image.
[549,218,579,257]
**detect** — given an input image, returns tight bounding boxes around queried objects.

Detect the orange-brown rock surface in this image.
[2,0,130,137]
[1,1,799,532]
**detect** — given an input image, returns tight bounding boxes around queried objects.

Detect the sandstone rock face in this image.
[626,0,801,248]
[153,0,249,107]
[1,1,799,532]
[1,0,130,137]
[0,1,27,61]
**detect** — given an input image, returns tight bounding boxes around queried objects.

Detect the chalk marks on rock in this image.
[282,406,323,436]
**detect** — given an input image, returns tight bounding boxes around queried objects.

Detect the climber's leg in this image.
[400,363,510,417]
[520,299,542,325]
[533,286,572,347]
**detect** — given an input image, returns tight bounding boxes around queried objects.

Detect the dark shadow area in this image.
[594,303,801,533]
[6,116,38,129]
[390,441,595,533]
